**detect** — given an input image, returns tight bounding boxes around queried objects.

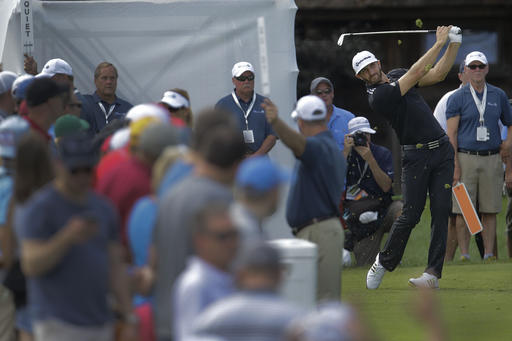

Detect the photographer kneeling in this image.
[343,117,402,266]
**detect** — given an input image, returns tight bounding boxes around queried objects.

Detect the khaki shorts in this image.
[452,152,503,214]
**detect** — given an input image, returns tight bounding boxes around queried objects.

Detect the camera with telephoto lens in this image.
[353,132,367,146]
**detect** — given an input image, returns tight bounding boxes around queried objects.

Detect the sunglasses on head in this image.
[70,166,93,175]
[467,64,486,70]
[235,75,255,82]
[315,88,332,95]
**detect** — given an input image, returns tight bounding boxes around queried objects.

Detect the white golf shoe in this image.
[366,254,386,289]
[408,272,439,289]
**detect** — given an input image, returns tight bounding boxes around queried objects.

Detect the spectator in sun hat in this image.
[0,71,18,120]
[160,88,192,127]
[231,156,289,246]
[263,94,346,301]
[216,61,277,156]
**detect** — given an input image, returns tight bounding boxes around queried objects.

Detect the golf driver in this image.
[338,30,436,46]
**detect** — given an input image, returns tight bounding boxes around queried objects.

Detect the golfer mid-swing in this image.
[353,25,461,289]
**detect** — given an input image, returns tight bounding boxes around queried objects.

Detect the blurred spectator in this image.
[0,117,31,341]
[81,62,133,134]
[231,156,288,245]
[35,58,74,86]
[310,77,354,151]
[153,108,245,341]
[173,203,239,341]
[160,88,193,127]
[19,133,136,341]
[11,74,35,114]
[54,114,89,141]
[216,62,277,156]
[342,117,402,266]
[264,95,346,300]
[193,242,303,341]
[97,117,178,251]
[65,92,83,118]
[0,71,17,120]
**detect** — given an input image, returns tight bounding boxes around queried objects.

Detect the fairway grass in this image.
[342,263,512,341]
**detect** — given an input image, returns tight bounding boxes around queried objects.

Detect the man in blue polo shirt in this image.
[81,62,133,134]
[263,95,345,301]
[216,62,277,156]
[446,51,512,261]
[310,77,354,151]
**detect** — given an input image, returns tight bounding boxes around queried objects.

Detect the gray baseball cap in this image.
[310,77,333,93]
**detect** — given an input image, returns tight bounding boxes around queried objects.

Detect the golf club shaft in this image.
[338,30,436,46]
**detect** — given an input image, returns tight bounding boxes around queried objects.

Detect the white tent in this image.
[1,0,298,237]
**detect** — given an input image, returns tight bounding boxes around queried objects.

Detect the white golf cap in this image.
[160,91,190,109]
[291,95,326,121]
[0,71,18,94]
[0,116,30,158]
[465,51,488,66]
[37,58,73,78]
[347,116,376,135]
[109,127,130,150]
[352,51,379,75]
[232,62,255,78]
[126,103,170,123]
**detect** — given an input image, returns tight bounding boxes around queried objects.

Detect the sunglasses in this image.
[70,166,93,175]
[467,64,486,70]
[204,229,239,242]
[315,88,332,95]
[235,75,255,82]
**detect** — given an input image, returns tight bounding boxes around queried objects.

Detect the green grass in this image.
[341,198,512,341]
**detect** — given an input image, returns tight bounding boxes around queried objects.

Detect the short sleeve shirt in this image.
[81,92,133,134]
[328,105,355,151]
[367,68,445,145]
[286,130,346,228]
[346,143,393,199]
[215,92,276,153]
[445,83,512,150]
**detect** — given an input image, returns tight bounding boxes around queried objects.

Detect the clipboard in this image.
[452,182,484,235]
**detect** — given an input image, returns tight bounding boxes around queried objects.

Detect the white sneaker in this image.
[366,254,386,289]
[408,272,439,289]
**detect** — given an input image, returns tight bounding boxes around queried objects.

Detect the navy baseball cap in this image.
[58,132,98,170]
[25,77,69,107]
[235,156,289,192]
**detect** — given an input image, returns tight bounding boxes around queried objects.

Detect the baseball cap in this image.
[0,116,30,158]
[290,95,326,121]
[58,132,98,170]
[130,116,160,149]
[54,114,90,138]
[458,60,465,74]
[37,58,73,78]
[352,51,379,75]
[310,77,334,93]
[0,71,18,94]
[25,77,70,107]
[138,123,179,160]
[160,90,190,109]
[126,103,170,123]
[232,62,255,78]
[465,51,488,66]
[347,117,376,135]
[235,156,289,192]
[11,74,35,100]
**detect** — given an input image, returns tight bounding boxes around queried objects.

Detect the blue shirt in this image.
[81,92,133,134]
[173,256,235,341]
[216,92,276,153]
[157,160,194,198]
[0,167,13,225]
[127,195,157,307]
[328,105,355,150]
[346,143,393,199]
[286,130,346,228]
[20,185,119,326]
[446,83,512,150]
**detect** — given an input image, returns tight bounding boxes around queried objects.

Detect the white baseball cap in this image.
[232,62,255,78]
[465,51,488,66]
[0,71,18,94]
[0,116,30,158]
[352,51,379,75]
[291,95,326,121]
[126,103,170,123]
[37,58,73,78]
[160,91,190,109]
[347,117,376,135]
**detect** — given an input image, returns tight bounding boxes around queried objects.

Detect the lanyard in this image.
[353,156,369,186]
[98,102,116,124]
[231,91,256,130]
[469,83,487,125]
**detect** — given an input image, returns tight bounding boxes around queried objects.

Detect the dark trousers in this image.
[380,141,454,278]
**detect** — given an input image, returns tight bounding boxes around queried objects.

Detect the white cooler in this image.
[268,238,317,308]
